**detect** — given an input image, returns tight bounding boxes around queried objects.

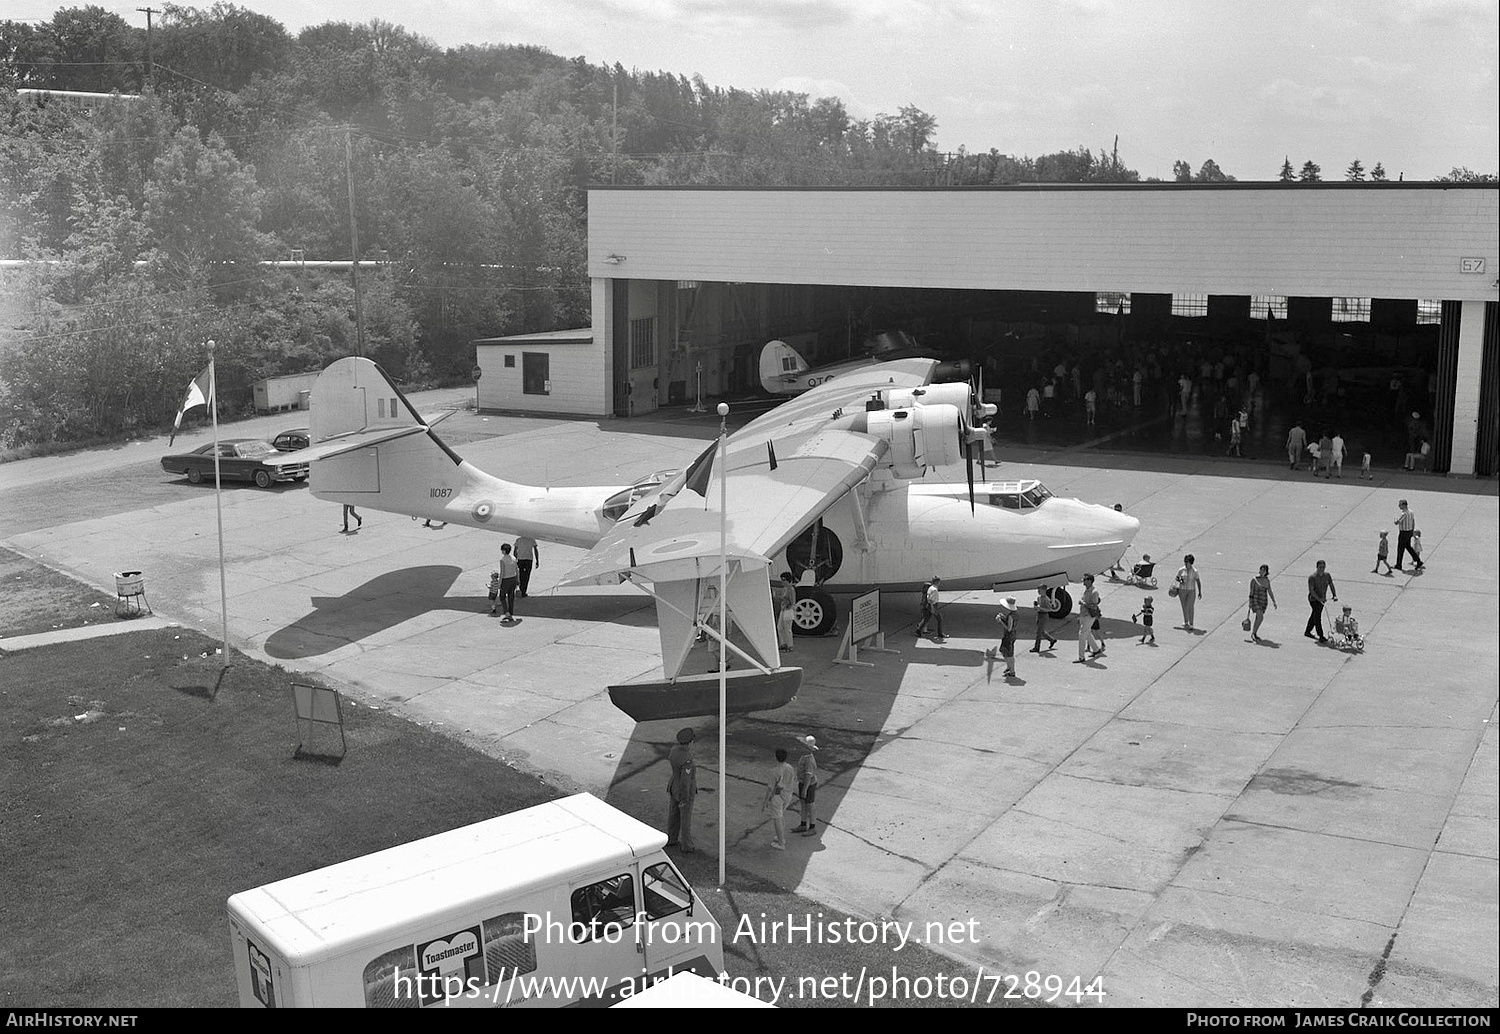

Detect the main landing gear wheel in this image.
[253,470,273,489]
[186,467,203,484]
[1050,588,1074,620]
[792,587,837,637]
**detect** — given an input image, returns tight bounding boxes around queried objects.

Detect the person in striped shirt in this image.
[1394,500,1423,571]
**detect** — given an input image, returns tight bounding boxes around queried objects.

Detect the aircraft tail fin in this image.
[308,357,474,519]
[759,339,809,394]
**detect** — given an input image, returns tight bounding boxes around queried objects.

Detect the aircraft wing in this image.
[559,357,943,704]
[561,358,940,589]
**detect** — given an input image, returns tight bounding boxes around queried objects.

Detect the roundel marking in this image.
[471,500,496,523]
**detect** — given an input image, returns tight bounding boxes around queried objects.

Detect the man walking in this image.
[1030,583,1059,652]
[1394,499,1423,571]
[1286,420,1307,470]
[666,727,698,854]
[915,576,944,640]
[1305,560,1338,642]
[497,543,520,621]
[513,535,540,596]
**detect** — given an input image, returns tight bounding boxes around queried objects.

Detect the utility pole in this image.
[344,126,366,358]
[136,7,158,87]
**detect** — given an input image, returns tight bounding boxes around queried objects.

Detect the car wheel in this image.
[1050,588,1074,620]
[186,467,203,484]
[254,470,273,489]
[792,587,837,636]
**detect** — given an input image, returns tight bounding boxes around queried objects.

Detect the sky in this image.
[11,0,1499,181]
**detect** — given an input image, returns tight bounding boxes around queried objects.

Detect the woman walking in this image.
[1174,554,1204,631]
[1246,564,1277,642]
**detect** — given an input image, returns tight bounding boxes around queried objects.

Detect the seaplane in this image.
[296,356,1138,722]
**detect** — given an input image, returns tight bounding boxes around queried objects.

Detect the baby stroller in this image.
[1330,608,1365,653]
[1111,552,1158,589]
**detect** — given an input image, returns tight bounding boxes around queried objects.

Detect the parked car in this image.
[271,428,310,452]
[160,439,309,488]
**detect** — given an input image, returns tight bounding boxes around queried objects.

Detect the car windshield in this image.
[237,441,276,459]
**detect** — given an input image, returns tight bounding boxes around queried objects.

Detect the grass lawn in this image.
[0,552,1022,1009]
[0,546,123,638]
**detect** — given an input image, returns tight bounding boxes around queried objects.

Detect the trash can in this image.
[298,390,312,410]
[114,571,150,617]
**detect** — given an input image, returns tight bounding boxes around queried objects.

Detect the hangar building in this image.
[488,183,1500,476]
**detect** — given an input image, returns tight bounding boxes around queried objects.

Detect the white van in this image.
[227,793,724,1007]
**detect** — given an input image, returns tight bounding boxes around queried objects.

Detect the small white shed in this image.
[252,372,320,413]
[472,329,608,417]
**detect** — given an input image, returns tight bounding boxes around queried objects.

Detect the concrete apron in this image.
[7,420,1497,1009]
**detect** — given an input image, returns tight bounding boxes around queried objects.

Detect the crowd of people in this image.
[918,494,1427,684]
[993,335,1437,471]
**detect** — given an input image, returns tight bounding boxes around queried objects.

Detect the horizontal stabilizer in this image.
[273,425,427,464]
[608,668,801,722]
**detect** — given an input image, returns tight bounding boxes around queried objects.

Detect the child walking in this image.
[1132,596,1156,644]
[1409,530,1424,571]
[487,571,502,615]
[1372,531,1393,575]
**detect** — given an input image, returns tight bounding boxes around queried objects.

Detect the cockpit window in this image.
[986,484,1052,511]
[602,485,653,523]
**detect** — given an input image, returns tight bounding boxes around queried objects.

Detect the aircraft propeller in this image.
[961,365,997,514]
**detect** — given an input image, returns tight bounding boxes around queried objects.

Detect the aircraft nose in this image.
[1114,512,1141,547]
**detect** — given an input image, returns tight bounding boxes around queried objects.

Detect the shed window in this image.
[1095,292,1130,315]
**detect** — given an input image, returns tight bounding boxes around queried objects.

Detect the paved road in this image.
[3,399,1496,1009]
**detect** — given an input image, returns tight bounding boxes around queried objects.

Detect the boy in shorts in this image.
[487,571,501,615]
[1373,531,1392,575]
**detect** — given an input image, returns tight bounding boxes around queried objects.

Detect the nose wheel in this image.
[792,587,837,636]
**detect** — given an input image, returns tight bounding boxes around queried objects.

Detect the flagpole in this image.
[716,401,729,888]
[208,340,229,669]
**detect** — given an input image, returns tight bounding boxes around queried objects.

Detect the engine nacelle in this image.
[865,403,962,478]
[882,382,971,412]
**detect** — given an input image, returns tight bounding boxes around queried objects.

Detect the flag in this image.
[170,365,213,445]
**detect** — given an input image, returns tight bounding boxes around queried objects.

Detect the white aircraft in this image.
[758,335,971,396]
[299,356,1138,721]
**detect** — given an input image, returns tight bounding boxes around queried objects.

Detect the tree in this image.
[157,2,292,92]
[1370,162,1387,182]
[1173,159,1193,183]
[1278,157,1296,182]
[1437,166,1498,183]
[1196,159,1233,183]
[1345,158,1365,181]
[1299,160,1321,183]
[43,6,143,92]
[141,128,274,290]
